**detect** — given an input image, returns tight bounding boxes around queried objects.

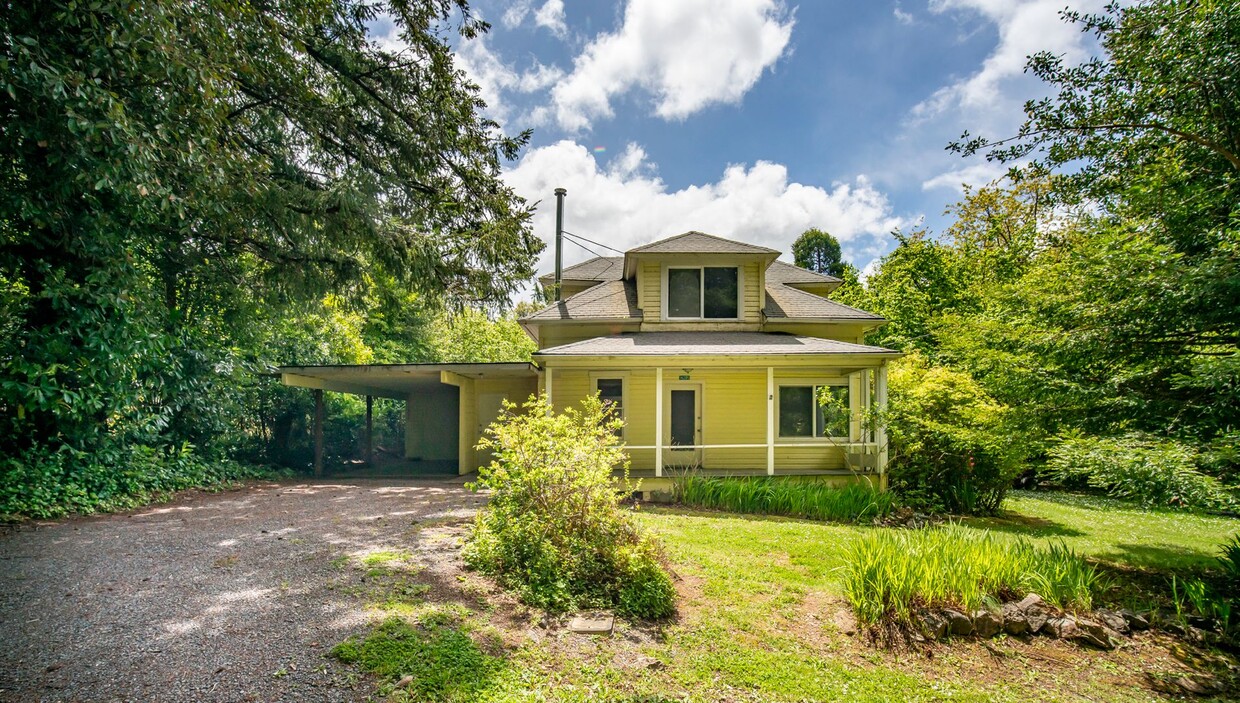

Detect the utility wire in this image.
[559,232,606,259]
[561,230,625,255]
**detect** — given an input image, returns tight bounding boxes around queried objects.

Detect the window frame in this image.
[590,372,629,439]
[776,380,852,441]
[661,265,743,321]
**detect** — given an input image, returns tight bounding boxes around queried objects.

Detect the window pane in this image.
[596,379,623,416]
[816,385,850,437]
[667,268,701,317]
[703,267,739,318]
[670,390,695,446]
[779,386,813,437]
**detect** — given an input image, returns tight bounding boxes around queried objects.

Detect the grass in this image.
[841,524,1102,623]
[331,491,1240,702]
[672,475,895,523]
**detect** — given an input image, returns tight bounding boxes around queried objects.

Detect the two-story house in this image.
[278,231,897,492]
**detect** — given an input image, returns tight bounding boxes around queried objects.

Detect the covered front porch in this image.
[279,362,538,476]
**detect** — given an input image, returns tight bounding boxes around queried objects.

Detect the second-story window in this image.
[667,266,739,319]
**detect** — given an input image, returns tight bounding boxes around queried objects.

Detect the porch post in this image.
[876,362,889,477]
[655,367,663,477]
[364,395,373,464]
[313,389,324,477]
[545,366,553,414]
[766,366,774,475]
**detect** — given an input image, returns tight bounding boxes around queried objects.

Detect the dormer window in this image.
[666,266,739,319]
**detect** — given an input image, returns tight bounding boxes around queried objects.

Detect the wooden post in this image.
[876,362,889,479]
[313,389,324,477]
[655,368,663,477]
[766,366,774,475]
[364,395,373,465]
[545,367,553,413]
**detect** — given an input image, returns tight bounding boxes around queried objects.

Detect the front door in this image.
[666,384,702,469]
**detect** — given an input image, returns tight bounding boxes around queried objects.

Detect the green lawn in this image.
[343,491,1240,702]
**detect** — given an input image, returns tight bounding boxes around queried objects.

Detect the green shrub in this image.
[672,475,894,523]
[842,524,1102,624]
[0,442,271,518]
[1046,432,1236,510]
[1219,536,1240,598]
[332,614,503,702]
[885,354,1027,515]
[462,394,676,619]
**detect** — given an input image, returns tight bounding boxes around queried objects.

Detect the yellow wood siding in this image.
[641,262,661,322]
[537,323,640,350]
[543,363,864,473]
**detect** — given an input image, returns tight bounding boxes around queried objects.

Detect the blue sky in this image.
[378,1,1105,278]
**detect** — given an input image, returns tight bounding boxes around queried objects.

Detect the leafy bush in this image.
[0,443,272,518]
[842,524,1102,624]
[462,394,675,619]
[1221,536,1240,596]
[885,354,1027,515]
[672,475,893,523]
[1046,432,1236,510]
[332,613,504,702]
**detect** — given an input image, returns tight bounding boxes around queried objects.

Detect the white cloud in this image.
[501,1,531,29]
[453,36,563,125]
[533,0,568,37]
[549,0,794,131]
[921,162,1006,193]
[893,7,915,25]
[913,0,1105,121]
[504,141,906,275]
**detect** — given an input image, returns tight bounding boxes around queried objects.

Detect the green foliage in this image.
[332,614,504,703]
[1170,575,1235,635]
[791,228,847,277]
[1046,432,1236,511]
[427,308,536,363]
[0,444,271,519]
[1221,536,1240,596]
[463,394,675,619]
[885,354,1026,515]
[1,0,539,510]
[671,475,894,523]
[842,524,1102,624]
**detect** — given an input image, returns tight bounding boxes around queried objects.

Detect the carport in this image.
[279,363,539,476]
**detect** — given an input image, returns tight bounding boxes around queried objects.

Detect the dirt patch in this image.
[0,478,486,702]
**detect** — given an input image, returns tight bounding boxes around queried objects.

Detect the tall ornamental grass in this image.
[842,524,1103,624]
[673,475,894,523]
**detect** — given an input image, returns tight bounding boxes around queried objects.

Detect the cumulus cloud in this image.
[912,0,1105,121]
[533,0,568,37]
[921,162,1007,193]
[548,0,795,131]
[453,36,563,125]
[504,141,906,275]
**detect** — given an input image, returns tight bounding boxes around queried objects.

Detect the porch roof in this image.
[534,332,900,357]
[278,362,537,399]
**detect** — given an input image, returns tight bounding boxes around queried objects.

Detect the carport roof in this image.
[279,362,537,399]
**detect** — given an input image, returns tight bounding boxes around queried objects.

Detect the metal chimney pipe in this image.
[554,187,566,302]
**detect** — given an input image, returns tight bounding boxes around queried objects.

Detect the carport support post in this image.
[313,389,324,477]
[364,395,373,465]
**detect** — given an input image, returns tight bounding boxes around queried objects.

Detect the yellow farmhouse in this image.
[279,231,898,492]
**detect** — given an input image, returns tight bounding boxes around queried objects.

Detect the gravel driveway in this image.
[0,478,487,702]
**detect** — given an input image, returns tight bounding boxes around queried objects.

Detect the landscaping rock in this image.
[1045,616,1079,639]
[1119,609,1149,632]
[1001,603,1030,635]
[971,609,1002,639]
[944,609,973,637]
[915,609,949,640]
[1096,609,1129,635]
[568,614,614,635]
[1075,618,1119,649]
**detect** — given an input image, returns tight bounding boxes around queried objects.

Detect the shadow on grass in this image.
[1098,542,1221,573]
[641,503,878,528]
[961,512,1086,538]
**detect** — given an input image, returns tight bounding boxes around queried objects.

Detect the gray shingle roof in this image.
[522,279,641,321]
[628,231,779,255]
[765,260,841,286]
[536,256,624,284]
[537,332,898,356]
[763,284,882,320]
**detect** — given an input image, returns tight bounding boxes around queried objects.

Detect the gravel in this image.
[0,478,487,702]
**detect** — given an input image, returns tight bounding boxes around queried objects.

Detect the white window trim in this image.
[590,371,629,439]
[661,265,743,321]
[775,380,851,442]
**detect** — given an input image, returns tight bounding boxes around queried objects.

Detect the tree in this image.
[0,0,542,512]
[792,228,847,277]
